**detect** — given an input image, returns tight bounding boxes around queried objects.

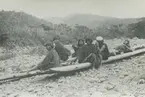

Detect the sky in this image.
[0,0,145,18]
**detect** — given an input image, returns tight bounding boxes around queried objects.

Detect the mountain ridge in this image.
[45,13,139,28]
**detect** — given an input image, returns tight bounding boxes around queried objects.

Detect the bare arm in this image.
[100,45,106,52]
[125,45,133,52]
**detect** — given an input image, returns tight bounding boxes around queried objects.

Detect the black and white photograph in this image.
[0,0,145,97]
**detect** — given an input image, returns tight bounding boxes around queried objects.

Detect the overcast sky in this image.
[0,0,145,18]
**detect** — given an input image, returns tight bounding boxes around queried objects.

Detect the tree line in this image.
[0,11,144,48]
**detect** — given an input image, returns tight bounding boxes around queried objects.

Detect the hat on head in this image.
[96,36,103,41]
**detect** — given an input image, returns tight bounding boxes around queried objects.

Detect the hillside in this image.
[0,11,82,48]
[0,11,145,48]
[0,11,56,48]
[45,14,144,39]
[45,14,139,28]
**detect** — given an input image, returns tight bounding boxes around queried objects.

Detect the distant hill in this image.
[45,14,139,28]
[45,14,144,39]
[46,17,64,24]
[0,11,144,48]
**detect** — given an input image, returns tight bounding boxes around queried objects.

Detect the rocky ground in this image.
[0,38,145,97]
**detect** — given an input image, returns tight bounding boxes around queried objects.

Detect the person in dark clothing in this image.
[115,40,132,54]
[72,39,85,57]
[77,38,101,69]
[96,36,110,60]
[53,36,71,61]
[93,40,102,65]
[28,42,60,72]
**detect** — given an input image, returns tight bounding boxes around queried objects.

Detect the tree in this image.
[129,19,145,38]
[0,33,8,46]
[73,25,93,39]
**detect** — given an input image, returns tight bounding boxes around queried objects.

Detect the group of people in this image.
[72,36,110,69]
[27,35,132,72]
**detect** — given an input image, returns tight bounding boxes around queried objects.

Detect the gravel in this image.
[0,38,145,97]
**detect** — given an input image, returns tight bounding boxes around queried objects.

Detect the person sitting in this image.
[115,39,133,54]
[53,36,71,61]
[28,42,60,72]
[72,39,85,57]
[77,38,101,69]
[93,39,102,65]
[96,36,110,60]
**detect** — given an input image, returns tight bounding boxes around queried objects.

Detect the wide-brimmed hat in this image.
[96,36,103,41]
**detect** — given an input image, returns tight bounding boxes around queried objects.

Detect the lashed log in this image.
[132,44,145,50]
[0,48,145,83]
[0,63,91,82]
[0,70,54,82]
[67,45,145,63]
[50,62,91,73]
[103,48,145,64]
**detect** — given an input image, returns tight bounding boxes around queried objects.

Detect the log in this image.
[1,47,145,83]
[50,62,91,73]
[0,70,54,82]
[103,48,145,64]
[132,44,145,50]
[47,48,145,73]
[68,45,145,63]
[51,48,145,73]
[0,63,91,82]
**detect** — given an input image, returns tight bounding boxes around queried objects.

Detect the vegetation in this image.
[128,18,145,38]
[0,11,144,48]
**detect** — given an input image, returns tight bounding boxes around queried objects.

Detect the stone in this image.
[28,88,34,92]
[90,91,104,97]
[105,83,115,90]
[120,75,125,79]
[9,93,19,97]
[98,78,107,83]
[105,94,121,97]
[138,79,145,84]
[140,74,145,79]
[121,95,135,97]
